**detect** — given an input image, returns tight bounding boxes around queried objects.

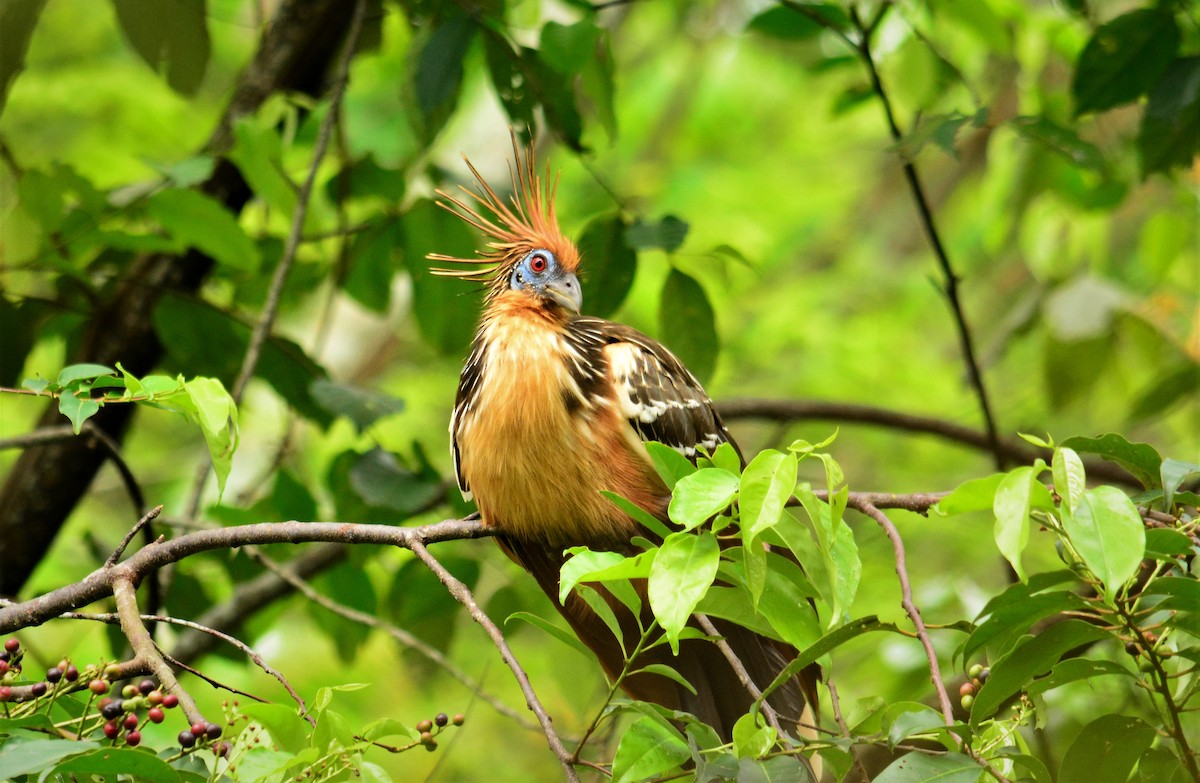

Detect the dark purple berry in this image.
[101,700,124,720]
[179,730,197,748]
[46,667,63,684]
[126,730,141,747]
[205,723,222,740]
[64,665,79,682]
[31,682,47,697]
[978,668,990,683]
[0,651,8,663]
[435,712,448,727]
[103,721,120,739]
[215,741,232,758]
[138,679,155,696]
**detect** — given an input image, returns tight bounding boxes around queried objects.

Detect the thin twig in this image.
[844,4,1004,470]
[845,497,956,726]
[408,540,580,783]
[105,506,163,567]
[695,614,785,738]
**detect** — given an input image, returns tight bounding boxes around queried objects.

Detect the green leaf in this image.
[324,155,406,204]
[885,705,946,749]
[577,212,637,318]
[343,220,399,313]
[1142,576,1200,612]
[1009,116,1105,171]
[970,619,1109,723]
[1063,486,1145,601]
[407,15,476,143]
[58,391,100,434]
[1024,657,1132,698]
[962,579,1088,664]
[1059,714,1156,783]
[239,702,311,754]
[0,0,47,120]
[183,377,239,496]
[759,616,891,705]
[348,448,442,517]
[740,450,798,541]
[668,468,739,530]
[872,752,982,783]
[1061,434,1162,489]
[644,441,697,489]
[601,491,672,539]
[1138,747,1190,783]
[611,716,690,783]
[540,19,599,76]
[747,4,850,39]
[229,116,296,217]
[559,547,653,603]
[1138,60,1200,176]
[649,531,719,653]
[1144,528,1193,560]
[634,663,697,695]
[732,712,776,758]
[56,363,116,386]
[934,473,1004,516]
[0,733,98,777]
[1071,8,1179,116]
[145,188,260,271]
[401,199,483,354]
[1161,457,1200,510]
[111,0,209,95]
[992,466,1051,581]
[1052,447,1085,514]
[361,717,418,743]
[736,756,816,783]
[660,268,717,384]
[53,746,180,782]
[625,215,689,252]
[506,612,592,659]
[310,380,404,434]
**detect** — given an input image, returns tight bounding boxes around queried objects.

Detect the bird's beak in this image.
[545,272,582,313]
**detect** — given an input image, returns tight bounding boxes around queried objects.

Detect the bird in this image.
[430,135,818,747]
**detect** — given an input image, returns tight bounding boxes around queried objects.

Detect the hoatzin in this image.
[431,138,817,746]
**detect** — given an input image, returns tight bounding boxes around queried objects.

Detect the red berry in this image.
[90,680,109,695]
[4,639,19,653]
[64,665,79,682]
[148,707,164,723]
[0,661,8,676]
[205,723,222,740]
[215,740,232,758]
[452,713,465,726]
[31,682,47,697]
[0,686,11,702]
[138,679,155,696]
[146,690,163,706]
[122,713,139,730]
[179,730,197,748]
[103,721,120,739]
[190,722,207,738]
[126,730,141,747]
[162,693,179,709]
[959,682,975,697]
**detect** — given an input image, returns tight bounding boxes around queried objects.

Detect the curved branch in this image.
[720,398,1136,486]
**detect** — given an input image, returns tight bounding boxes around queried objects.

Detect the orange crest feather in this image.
[429,133,580,298]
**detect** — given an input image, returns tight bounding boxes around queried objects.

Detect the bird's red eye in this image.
[529,253,548,273]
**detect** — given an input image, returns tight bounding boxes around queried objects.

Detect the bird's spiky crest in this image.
[429,133,580,298]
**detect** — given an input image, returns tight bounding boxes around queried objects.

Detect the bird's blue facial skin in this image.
[510,249,582,312]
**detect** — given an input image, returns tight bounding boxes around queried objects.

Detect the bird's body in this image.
[432,137,816,743]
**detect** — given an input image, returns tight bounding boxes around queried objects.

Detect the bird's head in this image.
[429,133,582,314]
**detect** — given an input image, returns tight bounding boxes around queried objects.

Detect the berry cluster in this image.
[414,712,464,751]
[93,678,185,747]
[957,663,990,710]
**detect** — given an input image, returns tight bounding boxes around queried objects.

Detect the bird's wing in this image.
[570,317,742,462]
[449,334,487,500]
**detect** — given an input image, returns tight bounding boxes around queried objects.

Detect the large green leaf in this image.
[873,752,982,783]
[740,449,798,540]
[144,188,260,272]
[400,199,483,355]
[576,212,636,318]
[406,14,476,143]
[992,466,1052,581]
[648,531,719,652]
[0,0,47,120]
[659,268,717,384]
[1061,433,1161,489]
[1139,57,1200,177]
[111,0,210,95]
[1059,714,1155,783]
[1071,8,1179,116]
[1062,486,1145,602]
[611,716,690,783]
[970,619,1109,723]
[667,467,739,530]
[53,747,179,782]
